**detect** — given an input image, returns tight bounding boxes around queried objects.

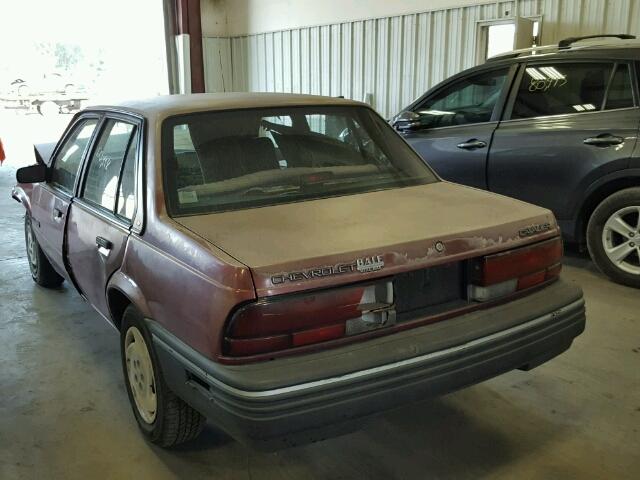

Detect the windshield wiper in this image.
[241,184,301,196]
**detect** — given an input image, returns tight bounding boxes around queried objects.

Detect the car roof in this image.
[488,39,640,63]
[87,92,366,120]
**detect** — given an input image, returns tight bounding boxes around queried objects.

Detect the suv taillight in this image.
[224,281,394,357]
[468,237,562,301]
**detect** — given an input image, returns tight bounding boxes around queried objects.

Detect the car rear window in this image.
[162,105,438,215]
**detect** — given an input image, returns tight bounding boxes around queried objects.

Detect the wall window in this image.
[50,119,98,193]
[479,18,540,63]
[82,120,137,214]
[510,62,624,119]
[486,23,516,59]
[413,68,508,129]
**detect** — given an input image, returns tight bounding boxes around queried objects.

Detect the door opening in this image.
[478,18,541,63]
[487,23,516,59]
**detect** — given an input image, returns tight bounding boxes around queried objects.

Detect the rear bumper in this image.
[151,279,585,447]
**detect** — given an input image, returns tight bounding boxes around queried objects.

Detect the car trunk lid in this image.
[174,182,559,297]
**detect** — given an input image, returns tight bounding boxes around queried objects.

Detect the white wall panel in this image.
[204,0,640,118]
[202,37,232,93]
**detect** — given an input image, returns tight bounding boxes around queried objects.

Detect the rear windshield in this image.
[162,105,438,215]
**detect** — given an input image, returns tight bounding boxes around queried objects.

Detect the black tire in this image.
[120,306,206,447]
[24,215,64,288]
[587,187,640,288]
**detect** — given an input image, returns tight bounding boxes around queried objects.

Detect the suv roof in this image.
[488,34,640,63]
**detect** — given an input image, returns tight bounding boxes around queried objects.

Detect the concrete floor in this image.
[1,165,639,480]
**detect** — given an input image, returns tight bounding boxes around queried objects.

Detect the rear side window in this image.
[510,62,634,119]
[50,119,98,193]
[413,68,509,129]
[117,137,138,220]
[604,63,634,110]
[82,119,137,215]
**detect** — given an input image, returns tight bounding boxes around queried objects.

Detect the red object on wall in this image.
[0,138,6,165]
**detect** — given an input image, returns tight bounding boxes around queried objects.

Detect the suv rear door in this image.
[65,114,142,318]
[488,60,640,235]
[401,66,514,189]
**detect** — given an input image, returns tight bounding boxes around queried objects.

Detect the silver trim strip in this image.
[153,298,585,400]
[404,120,498,133]
[500,106,639,124]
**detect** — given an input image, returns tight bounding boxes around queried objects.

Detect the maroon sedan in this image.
[12,93,585,448]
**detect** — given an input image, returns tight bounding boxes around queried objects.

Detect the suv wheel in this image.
[24,215,64,288]
[587,188,640,288]
[120,306,206,447]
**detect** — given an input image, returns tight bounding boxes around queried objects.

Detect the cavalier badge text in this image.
[519,222,551,238]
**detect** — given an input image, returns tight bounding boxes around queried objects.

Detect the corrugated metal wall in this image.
[203,0,640,118]
[203,37,232,93]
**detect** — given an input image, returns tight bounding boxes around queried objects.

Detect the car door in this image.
[66,115,142,318]
[400,65,515,189]
[488,60,640,232]
[30,117,100,277]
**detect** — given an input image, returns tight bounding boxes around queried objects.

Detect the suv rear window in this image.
[511,62,634,119]
[162,106,438,215]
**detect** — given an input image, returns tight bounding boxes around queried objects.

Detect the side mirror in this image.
[16,164,47,183]
[392,110,422,132]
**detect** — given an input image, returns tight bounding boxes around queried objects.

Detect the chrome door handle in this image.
[96,236,113,258]
[52,208,64,221]
[457,139,487,150]
[583,135,624,146]
[96,236,113,250]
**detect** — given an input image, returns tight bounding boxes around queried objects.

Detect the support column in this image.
[173,0,205,94]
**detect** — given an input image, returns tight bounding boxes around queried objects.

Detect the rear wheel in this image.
[24,215,64,288]
[120,306,206,447]
[587,188,640,288]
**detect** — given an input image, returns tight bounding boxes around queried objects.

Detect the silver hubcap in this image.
[124,327,157,423]
[602,206,640,275]
[26,225,38,271]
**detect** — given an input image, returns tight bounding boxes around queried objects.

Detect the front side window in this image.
[82,119,137,214]
[510,62,631,119]
[412,68,509,129]
[163,106,438,215]
[50,119,98,193]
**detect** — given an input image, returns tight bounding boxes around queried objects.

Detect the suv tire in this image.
[24,215,64,288]
[587,187,640,288]
[120,306,206,447]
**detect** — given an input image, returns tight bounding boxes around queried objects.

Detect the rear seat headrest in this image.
[198,136,279,182]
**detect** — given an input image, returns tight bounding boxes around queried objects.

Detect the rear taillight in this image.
[224,281,394,357]
[468,237,562,302]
